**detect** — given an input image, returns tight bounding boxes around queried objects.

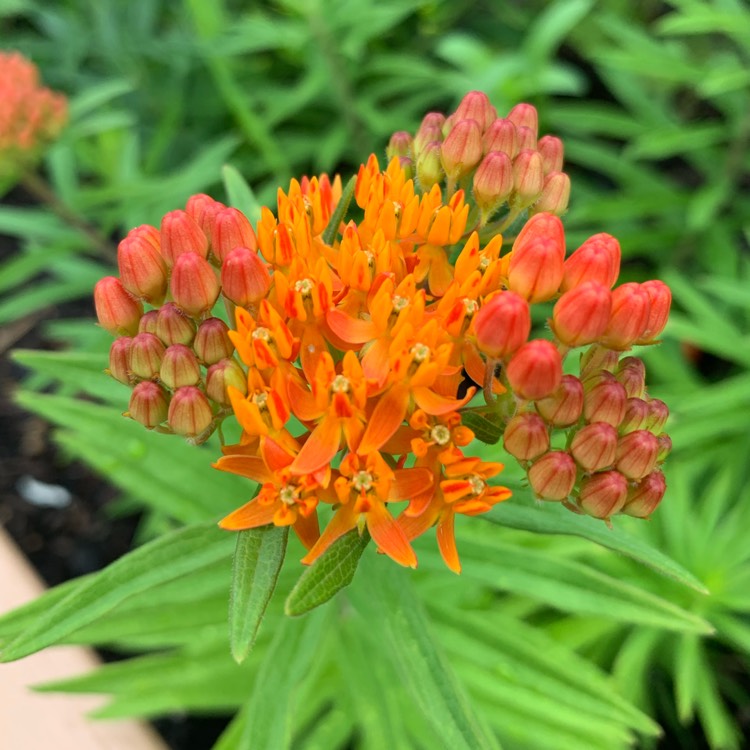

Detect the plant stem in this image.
[21,171,116,260]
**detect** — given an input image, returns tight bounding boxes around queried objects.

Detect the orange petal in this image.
[436,510,461,573]
[391,468,434,501]
[293,510,321,550]
[291,415,342,474]
[398,502,439,540]
[361,338,391,385]
[213,455,272,484]
[219,499,277,530]
[357,384,410,455]
[260,436,295,473]
[412,385,476,415]
[301,503,358,565]
[367,502,417,568]
[286,377,321,422]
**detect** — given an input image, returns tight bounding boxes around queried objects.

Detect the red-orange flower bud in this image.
[416,141,445,190]
[511,150,544,208]
[535,374,583,426]
[441,118,483,180]
[138,310,159,335]
[155,302,196,346]
[636,280,671,344]
[220,246,271,306]
[552,282,612,347]
[508,236,564,303]
[531,171,570,216]
[117,230,168,304]
[185,193,225,237]
[160,209,208,266]
[507,103,538,136]
[455,91,497,130]
[537,135,564,173]
[108,337,132,385]
[578,470,628,518]
[579,345,619,379]
[168,386,213,437]
[657,434,672,462]
[515,125,537,152]
[622,470,666,518]
[583,373,627,426]
[615,430,659,479]
[506,340,562,401]
[473,151,513,214]
[170,253,220,318]
[646,399,669,434]
[129,332,166,380]
[205,358,247,405]
[473,291,531,359]
[570,422,618,472]
[414,112,446,153]
[602,283,651,350]
[528,451,576,501]
[387,131,413,160]
[160,344,202,389]
[211,207,258,262]
[615,357,646,399]
[94,276,143,336]
[503,412,550,460]
[561,234,621,292]
[482,118,517,157]
[513,212,565,257]
[620,398,650,434]
[194,317,234,365]
[129,381,169,429]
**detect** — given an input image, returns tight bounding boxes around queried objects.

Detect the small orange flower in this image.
[302,451,432,567]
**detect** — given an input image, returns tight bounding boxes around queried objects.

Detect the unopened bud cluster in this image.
[475,211,672,520]
[388,91,569,225]
[95,181,341,441]
[0,51,67,186]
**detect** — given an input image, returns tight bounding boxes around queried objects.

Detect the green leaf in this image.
[285,528,370,616]
[484,502,709,594]
[239,607,329,749]
[222,163,263,225]
[229,525,288,663]
[461,411,503,444]
[0,522,232,662]
[349,558,502,750]
[322,174,356,246]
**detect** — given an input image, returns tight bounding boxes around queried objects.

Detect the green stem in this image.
[21,171,116,259]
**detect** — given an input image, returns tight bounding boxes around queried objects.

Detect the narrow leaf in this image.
[0,522,232,661]
[229,525,288,663]
[349,557,501,750]
[285,528,370,616]
[461,411,503,444]
[222,163,263,225]
[322,175,356,246]
[485,502,709,594]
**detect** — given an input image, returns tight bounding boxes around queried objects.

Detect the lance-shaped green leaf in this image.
[0,522,231,662]
[322,175,356,245]
[349,558,502,750]
[229,525,288,663]
[285,529,370,616]
[222,163,262,225]
[485,502,709,594]
[461,411,504,444]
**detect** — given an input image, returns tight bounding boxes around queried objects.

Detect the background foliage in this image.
[1,0,749,748]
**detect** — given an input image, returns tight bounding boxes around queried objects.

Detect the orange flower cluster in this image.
[0,51,67,185]
[95,95,672,573]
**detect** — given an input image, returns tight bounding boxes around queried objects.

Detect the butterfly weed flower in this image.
[96,93,673,573]
[0,51,67,190]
